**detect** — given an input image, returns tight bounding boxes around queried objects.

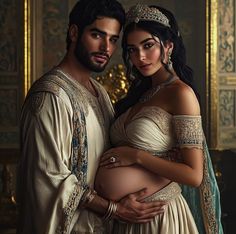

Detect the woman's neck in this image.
[151,67,176,87]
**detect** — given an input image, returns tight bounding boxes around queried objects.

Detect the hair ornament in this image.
[125,4,170,28]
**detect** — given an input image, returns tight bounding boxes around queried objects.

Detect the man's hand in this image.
[115,188,166,223]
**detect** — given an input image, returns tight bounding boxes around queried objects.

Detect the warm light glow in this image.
[24,0,31,97]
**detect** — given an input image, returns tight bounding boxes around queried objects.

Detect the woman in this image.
[95,4,223,234]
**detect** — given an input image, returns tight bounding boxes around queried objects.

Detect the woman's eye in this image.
[144,43,154,49]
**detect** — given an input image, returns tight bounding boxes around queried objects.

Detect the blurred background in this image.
[0,0,236,233]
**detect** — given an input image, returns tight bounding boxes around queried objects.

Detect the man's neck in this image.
[58,55,98,97]
[58,55,91,85]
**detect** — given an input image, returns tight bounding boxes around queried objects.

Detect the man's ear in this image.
[69,24,79,42]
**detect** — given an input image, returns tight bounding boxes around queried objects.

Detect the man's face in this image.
[74,17,121,72]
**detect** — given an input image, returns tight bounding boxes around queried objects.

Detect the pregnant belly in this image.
[94,165,170,201]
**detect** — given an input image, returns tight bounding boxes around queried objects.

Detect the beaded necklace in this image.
[139,75,179,103]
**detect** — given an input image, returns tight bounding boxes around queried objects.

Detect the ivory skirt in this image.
[108,182,199,234]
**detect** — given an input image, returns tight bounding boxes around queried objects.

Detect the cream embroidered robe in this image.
[17,68,114,234]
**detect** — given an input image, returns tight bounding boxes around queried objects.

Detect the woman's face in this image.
[126,28,168,77]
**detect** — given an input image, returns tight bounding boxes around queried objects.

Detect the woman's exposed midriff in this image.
[95,165,171,201]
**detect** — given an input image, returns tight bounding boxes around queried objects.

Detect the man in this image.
[17,0,165,233]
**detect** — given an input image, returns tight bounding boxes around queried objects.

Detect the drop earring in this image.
[167,51,173,70]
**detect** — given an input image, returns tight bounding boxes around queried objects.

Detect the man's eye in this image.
[91,33,101,39]
[110,38,118,44]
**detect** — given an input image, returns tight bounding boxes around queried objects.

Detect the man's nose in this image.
[100,38,110,53]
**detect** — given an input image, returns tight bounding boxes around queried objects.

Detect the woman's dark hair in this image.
[66,0,125,50]
[115,5,200,117]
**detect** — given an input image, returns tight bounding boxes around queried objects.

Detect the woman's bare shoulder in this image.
[167,80,200,115]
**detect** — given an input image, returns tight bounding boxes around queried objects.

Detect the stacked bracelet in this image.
[102,201,118,222]
[80,188,97,208]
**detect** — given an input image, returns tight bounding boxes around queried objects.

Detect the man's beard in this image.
[74,40,110,72]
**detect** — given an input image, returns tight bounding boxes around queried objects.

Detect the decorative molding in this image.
[207,0,219,148]
[219,90,234,127]
[220,129,236,147]
[24,0,31,96]
[207,0,236,149]
[219,76,236,86]
[31,0,43,82]
[218,0,235,73]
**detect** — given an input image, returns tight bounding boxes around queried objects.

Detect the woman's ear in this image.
[68,24,79,43]
[167,41,174,53]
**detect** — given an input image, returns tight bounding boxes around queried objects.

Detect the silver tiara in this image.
[125,4,170,28]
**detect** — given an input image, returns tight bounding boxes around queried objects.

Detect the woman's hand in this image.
[99,146,140,168]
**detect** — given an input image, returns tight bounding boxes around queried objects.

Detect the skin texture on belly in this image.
[95,165,170,201]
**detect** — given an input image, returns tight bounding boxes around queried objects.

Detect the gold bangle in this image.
[102,201,118,222]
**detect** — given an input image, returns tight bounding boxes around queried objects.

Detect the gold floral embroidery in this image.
[28,92,45,114]
[56,69,114,146]
[144,182,181,202]
[173,115,203,149]
[199,142,218,234]
[56,183,83,234]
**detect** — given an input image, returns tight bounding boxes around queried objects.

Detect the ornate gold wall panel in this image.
[219,0,235,73]
[208,0,236,149]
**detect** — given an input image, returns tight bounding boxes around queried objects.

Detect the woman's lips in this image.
[139,63,152,70]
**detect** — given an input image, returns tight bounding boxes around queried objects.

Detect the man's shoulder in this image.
[23,69,73,114]
[28,69,64,96]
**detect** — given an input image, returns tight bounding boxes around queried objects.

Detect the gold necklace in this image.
[139,76,178,103]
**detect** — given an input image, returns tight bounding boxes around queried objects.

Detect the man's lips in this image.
[92,53,109,63]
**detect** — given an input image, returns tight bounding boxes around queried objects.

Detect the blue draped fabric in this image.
[181,140,223,234]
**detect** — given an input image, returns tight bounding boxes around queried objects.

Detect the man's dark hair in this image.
[66,0,125,50]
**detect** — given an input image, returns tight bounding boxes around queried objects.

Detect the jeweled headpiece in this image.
[125,4,170,28]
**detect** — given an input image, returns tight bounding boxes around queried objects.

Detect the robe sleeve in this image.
[18,90,85,233]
